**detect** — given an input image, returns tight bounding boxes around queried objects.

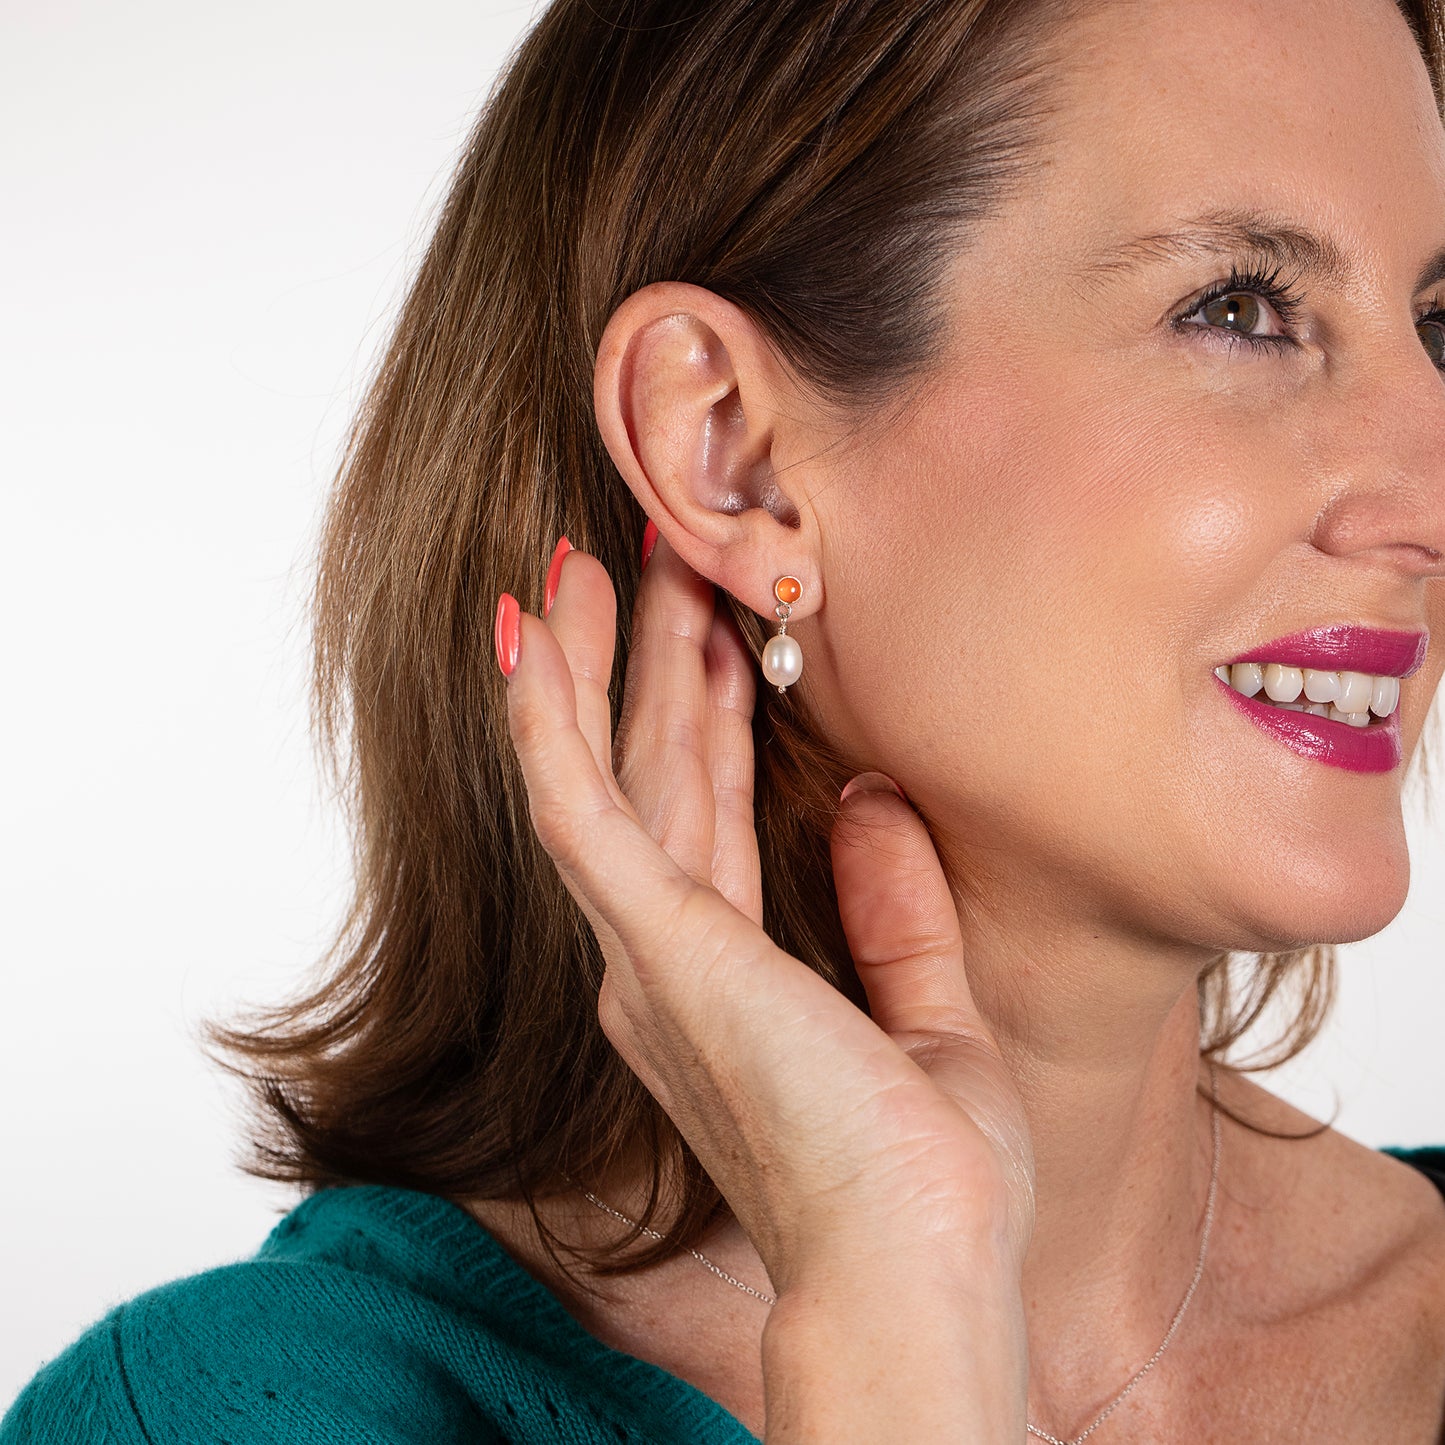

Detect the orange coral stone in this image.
[774,576,801,604]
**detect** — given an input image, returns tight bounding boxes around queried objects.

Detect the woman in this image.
[6,0,1445,1438]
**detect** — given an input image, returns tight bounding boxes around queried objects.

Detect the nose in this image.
[1307,326,1445,577]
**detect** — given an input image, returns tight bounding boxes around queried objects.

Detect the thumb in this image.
[830,773,990,1044]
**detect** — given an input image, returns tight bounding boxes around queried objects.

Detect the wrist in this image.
[761,1257,1027,1442]
[766,1197,1026,1303]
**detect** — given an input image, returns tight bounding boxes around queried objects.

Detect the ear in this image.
[593,281,823,625]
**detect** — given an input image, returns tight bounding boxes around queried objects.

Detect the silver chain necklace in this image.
[574,1060,1221,1445]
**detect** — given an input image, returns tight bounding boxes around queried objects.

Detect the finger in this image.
[504,593,788,1128]
[502,599,697,955]
[829,776,991,1044]
[537,541,623,800]
[610,528,724,885]
[703,606,761,922]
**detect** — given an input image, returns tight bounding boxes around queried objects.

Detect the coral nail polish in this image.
[494,593,520,677]
[640,518,658,571]
[544,535,572,617]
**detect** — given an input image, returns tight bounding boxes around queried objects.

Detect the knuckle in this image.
[508,689,552,756]
[712,776,756,818]
[662,709,707,764]
[596,970,625,1039]
[525,790,594,864]
[706,648,756,718]
[652,880,737,981]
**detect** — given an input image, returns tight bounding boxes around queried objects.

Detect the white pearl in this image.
[762,633,803,688]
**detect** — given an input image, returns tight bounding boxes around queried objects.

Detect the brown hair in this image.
[201,0,1445,1275]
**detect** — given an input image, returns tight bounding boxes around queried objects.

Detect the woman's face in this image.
[804,0,1445,955]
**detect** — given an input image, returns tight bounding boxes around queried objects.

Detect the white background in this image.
[2,0,1442,1411]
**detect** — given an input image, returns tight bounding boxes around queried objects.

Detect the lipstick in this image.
[1223,624,1427,680]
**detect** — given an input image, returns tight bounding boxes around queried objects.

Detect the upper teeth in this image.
[1214,662,1400,717]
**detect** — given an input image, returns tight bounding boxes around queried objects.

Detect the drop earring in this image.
[761,575,803,694]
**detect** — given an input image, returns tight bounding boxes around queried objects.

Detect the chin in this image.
[1222,833,1412,950]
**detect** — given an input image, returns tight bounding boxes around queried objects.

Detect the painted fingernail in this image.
[543,534,572,617]
[494,592,521,677]
[840,771,908,804]
[640,518,658,571]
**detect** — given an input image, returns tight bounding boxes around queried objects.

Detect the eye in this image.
[1419,308,1445,370]
[1175,268,1445,374]
[1173,261,1304,354]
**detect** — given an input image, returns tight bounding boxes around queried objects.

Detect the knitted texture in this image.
[0,1184,760,1444]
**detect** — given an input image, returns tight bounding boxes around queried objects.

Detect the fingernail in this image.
[640,518,658,571]
[840,771,908,804]
[543,534,572,617]
[494,592,521,677]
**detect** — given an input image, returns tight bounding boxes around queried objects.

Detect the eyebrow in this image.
[1078,206,1445,297]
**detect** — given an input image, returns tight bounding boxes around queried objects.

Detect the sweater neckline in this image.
[292,1183,762,1443]
[280,1155,1442,1439]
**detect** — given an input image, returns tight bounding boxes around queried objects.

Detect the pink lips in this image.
[1225,624,1428,679]
[1213,675,1402,773]
[1215,625,1426,775]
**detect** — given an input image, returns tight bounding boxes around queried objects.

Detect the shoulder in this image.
[1220,1071,1445,1237]
[1212,1072,1445,1383]
[1,1184,753,1445]
[1,1192,511,1445]
[1178,1073,1445,1436]
[0,1301,143,1445]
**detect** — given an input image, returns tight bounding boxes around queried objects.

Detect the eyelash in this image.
[1176,260,1445,362]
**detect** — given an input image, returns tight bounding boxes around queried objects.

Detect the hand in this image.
[495,528,1036,1296]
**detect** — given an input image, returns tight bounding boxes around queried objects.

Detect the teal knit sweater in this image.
[0,1184,758,1444]
[4,1147,1442,1443]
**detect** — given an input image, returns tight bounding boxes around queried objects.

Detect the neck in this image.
[945,864,1231,1428]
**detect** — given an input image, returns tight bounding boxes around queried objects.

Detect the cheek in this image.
[1424,586,1445,662]
[899,365,1284,690]
[1401,586,1445,747]
[1079,398,1282,666]
[821,360,1415,946]
[828,371,1242,801]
